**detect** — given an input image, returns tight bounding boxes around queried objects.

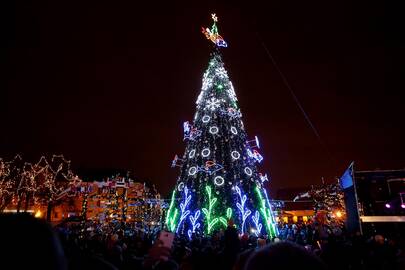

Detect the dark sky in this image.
[1,1,404,197]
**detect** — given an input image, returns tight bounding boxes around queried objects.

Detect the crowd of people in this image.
[1,213,404,270]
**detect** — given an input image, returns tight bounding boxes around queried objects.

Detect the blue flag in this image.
[340,162,354,189]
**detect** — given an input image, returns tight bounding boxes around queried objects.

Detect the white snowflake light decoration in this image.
[205,97,221,111]
[215,67,228,79]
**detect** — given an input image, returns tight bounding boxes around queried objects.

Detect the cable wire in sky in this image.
[255,31,337,168]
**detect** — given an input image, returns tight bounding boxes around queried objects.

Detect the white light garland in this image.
[188,166,197,176]
[202,71,213,90]
[201,148,211,157]
[244,167,253,176]
[231,151,240,160]
[214,176,225,186]
[209,126,219,134]
[196,71,213,105]
[188,150,196,158]
[227,81,238,103]
[202,115,211,123]
[231,126,238,135]
[177,182,185,191]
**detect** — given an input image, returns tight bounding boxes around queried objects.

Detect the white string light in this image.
[231,126,238,135]
[209,126,219,134]
[201,148,211,157]
[188,166,197,176]
[188,150,196,158]
[244,167,253,176]
[214,176,225,186]
[231,151,240,160]
[177,182,185,191]
[202,115,211,123]
[227,82,238,103]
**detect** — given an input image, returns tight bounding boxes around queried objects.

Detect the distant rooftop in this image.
[77,168,134,181]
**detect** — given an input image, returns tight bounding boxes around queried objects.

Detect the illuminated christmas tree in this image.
[166,14,278,238]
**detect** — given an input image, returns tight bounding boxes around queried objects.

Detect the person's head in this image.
[111,233,119,242]
[244,241,326,270]
[241,233,249,242]
[228,218,234,227]
[374,235,385,245]
[0,213,67,270]
[257,238,266,248]
[273,237,280,243]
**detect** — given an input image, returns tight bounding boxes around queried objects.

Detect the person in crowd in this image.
[244,241,327,270]
[8,213,402,270]
[222,219,240,269]
[0,213,68,270]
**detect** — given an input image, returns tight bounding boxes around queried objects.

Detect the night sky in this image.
[1,1,404,197]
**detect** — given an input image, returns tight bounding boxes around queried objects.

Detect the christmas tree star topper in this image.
[202,13,227,48]
[211,13,218,22]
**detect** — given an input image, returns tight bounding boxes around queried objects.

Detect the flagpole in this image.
[351,161,363,235]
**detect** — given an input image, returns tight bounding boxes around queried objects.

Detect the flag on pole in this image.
[340,162,354,189]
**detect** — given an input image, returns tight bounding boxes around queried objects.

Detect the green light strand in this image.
[165,190,176,226]
[219,217,227,227]
[165,190,179,232]
[219,207,233,227]
[211,22,218,36]
[169,208,179,232]
[226,207,232,219]
[255,186,276,237]
[202,185,219,234]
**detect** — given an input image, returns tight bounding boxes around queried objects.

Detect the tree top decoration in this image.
[201,13,228,48]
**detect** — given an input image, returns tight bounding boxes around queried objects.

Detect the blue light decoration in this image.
[187,210,201,240]
[247,149,264,163]
[176,186,192,233]
[235,186,252,234]
[197,161,224,175]
[216,39,227,48]
[259,173,269,183]
[251,210,263,237]
[171,155,184,168]
[220,107,242,119]
[183,121,202,140]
